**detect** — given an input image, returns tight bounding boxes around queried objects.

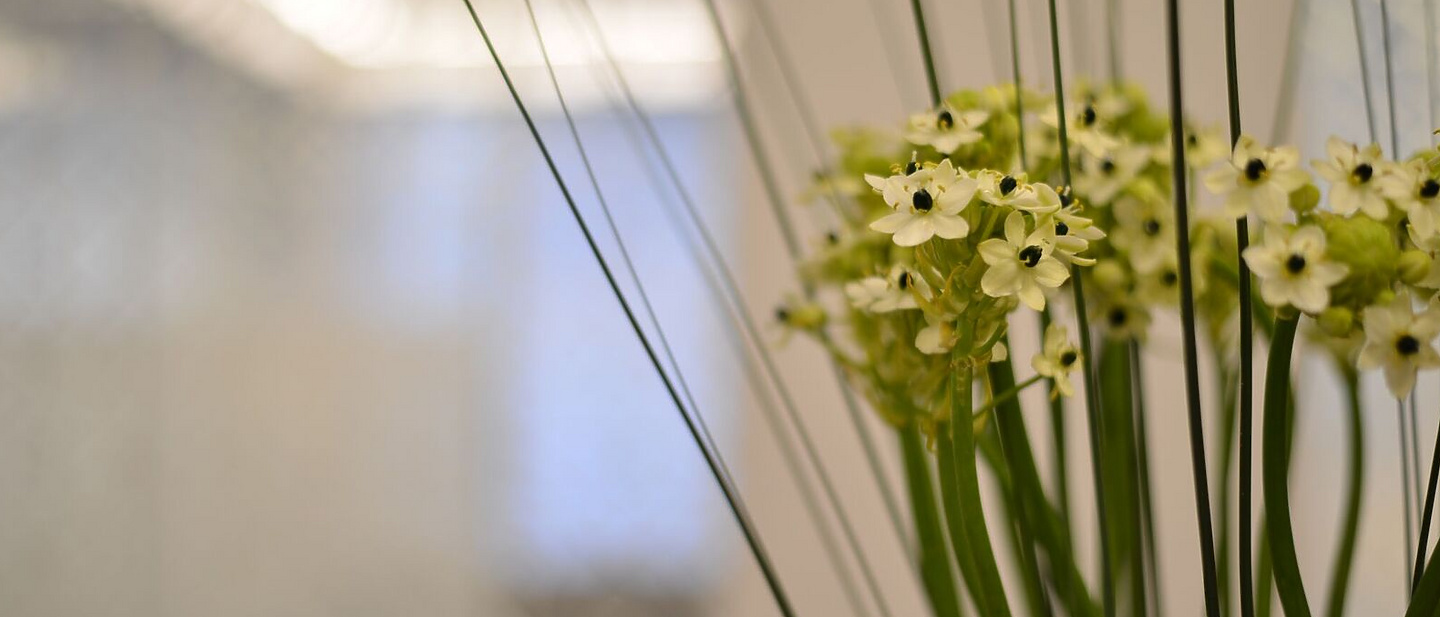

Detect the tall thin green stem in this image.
[902,425,965,617]
[1043,0,1114,612]
[1262,315,1309,616]
[1412,408,1440,592]
[1132,342,1163,616]
[946,358,1013,616]
[1379,0,1400,157]
[1269,0,1306,145]
[1350,0,1380,145]
[1220,0,1256,614]
[1401,400,1418,592]
[910,0,942,106]
[1163,0,1224,614]
[458,3,793,613]
[1323,367,1365,617]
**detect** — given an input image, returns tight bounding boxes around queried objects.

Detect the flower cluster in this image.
[1209,134,1440,397]
[793,86,1091,429]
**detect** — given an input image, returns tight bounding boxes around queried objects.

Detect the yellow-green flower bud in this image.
[780,303,828,330]
[1317,306,1355,337]
[1092,261,1129,292]
[1399,250,1432,285]
[1319,213,1399,308]
[1289,184,1321,214]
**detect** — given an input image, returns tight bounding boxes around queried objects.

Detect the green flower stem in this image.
[985,356,1051,616]
[946,358,1013,616]
[1262,314,1310,616]
[1098,340,1146,616]
[1325,365,1365,617]
[969,374,1043,419]
[1406,550,1440,616]
[937,422,990,614]
[1257,528,1274,617]
[1040,310,1073,538]
[1130,341,1163,616]
[1413,403,1440,593]
[1214,357,1240,615]
[900,424,964,617]
[908,0,942,106]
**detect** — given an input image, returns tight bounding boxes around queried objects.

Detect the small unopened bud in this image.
[1289,184,1320,214]
[1318,306,1355,337]
[781,303,828,330]
[1400,250,1432,285]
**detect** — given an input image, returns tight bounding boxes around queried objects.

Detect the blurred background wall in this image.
[0,0,1437,615]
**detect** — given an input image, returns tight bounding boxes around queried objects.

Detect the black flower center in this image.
[1352,163,1374,184]
[912,189,934,212]
[1100,158,1117,175]
[1059,187,1074,207]
[937,110,954,129]
[1056,221,1070,236]
[1398,334,1421,356]
[999,175,1019,196]
[1285,254,1306,274]
[1244,158,1267,181]
[1143,219,1162,236]
[1422,179,1440,199]
[826,231,840,245]
[775,307,791,323]
[1060,351,1078,366]
[1080,105,1097,127]
[1162,269,1178,286]
[905,160,920,175]
[1108,307,1128,326]
[1186,133,1199,147]
[897,271,911,290]
[1018,245,1044,267]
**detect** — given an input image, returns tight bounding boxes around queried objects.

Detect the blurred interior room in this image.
[3,0,1440,615]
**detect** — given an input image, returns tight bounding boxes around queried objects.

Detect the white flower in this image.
[844,265,928,313]
[866,158,978,246]
[1110,194,1174,274]
[905,104,988,154]
[1241,225,1348,314]
[1074,145,1150,205]
[1135,256,1184,307]
[976,171,1048,212]
[1100,299,1152,341]
[916,311,956,355]
[1313,136,1388,219]
[1037,196,1105,266]
[1203,134,1311,222]
[1183,127,1231,170]
[978,211,1070,310]
[1358,291,1440,398]
[1382,159,1440,240]
[1032,322,1081,397]
[1041,101,1122,157]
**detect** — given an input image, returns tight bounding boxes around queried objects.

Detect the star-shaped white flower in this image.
[1110,194,1174,274]
[1183,127,1231,170]
[1037,195,1105,266]
[1358,291,1440,398]
[975,170,1048,212]
[978,211,1070,310]
[1075,145,1151,205]
[1382,159,1440,240]
[1032,322,1081,398]
[1040,101,1122,157]
[866,158,978,246]
[1241,225,1348,314]
[905,105,989,154]
[844,265,929,313]
[1313,136,1388,219]
[1203,134,1311,222]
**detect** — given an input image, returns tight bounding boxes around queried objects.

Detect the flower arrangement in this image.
[467,0,1440,614]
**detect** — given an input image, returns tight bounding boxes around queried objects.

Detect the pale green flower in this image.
[1381,159,1440,239]
[1358,291,1440,398]
[1242,225,1348,314]
[844,266,928,313]
[867,158,978,246]
[1111,193,1175,274]
[1312,136,1388,219]
[1041,101,1121,157]
[1075,144,1150,205]
[978,211,1069,311]
[1203,134,1310,221]
[1032,322,1080,398]
[905,104,988,154]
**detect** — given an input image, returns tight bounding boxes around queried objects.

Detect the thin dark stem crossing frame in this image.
[456,2,794,613]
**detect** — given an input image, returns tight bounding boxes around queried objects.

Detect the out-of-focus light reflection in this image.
[112,0,729,111]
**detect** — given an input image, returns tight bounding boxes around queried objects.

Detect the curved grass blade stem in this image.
[1323,367,1365,617]
[1262,315,1310,616]
[456,4,793,613]
[1413,410,1440,592]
